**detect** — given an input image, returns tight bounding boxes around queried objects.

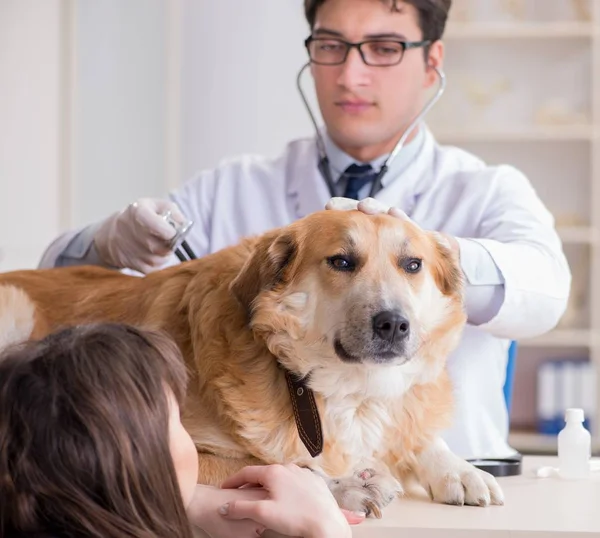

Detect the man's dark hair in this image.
[304,0,452,43]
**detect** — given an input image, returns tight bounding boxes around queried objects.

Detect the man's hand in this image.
[325,197,460,258]
[94,198,188,274]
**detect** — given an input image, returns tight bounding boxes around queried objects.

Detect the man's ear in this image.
[229,230,298,315]
[430,232,463,298]
[424,40,444,89]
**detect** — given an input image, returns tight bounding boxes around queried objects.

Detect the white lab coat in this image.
[41,126,571,459]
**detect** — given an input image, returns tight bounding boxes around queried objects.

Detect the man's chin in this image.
[327,125,389,153]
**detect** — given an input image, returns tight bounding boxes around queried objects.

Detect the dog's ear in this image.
[430,232,463,297]
[229,230,298,315]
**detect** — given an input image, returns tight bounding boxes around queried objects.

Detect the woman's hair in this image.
[0,323,194,538]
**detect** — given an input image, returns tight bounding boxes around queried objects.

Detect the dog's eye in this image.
[403,258,422,274]
[327,255,355,272]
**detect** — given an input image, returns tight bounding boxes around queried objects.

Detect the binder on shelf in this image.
[536,359,596,436]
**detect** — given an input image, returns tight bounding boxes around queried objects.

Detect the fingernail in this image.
[218,503,229,515]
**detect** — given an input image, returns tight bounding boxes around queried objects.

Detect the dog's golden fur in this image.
[0,209,503,514]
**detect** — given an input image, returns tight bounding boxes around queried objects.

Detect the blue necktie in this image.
[342,164,377,200]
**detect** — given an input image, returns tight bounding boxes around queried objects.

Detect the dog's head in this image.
[230,210,466,385]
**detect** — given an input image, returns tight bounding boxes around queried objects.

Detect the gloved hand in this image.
[94,198,187,274]
[325,197,459,254]
[325,196,414,221]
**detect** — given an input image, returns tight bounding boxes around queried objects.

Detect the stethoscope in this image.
[296,62,447,199]
[160,210,197,262]
[165,63,447,261]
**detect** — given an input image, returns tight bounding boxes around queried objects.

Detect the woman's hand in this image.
[187,484,268,538]
[218,464,352,538]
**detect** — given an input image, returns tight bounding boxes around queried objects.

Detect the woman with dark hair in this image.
[0,323,352,538]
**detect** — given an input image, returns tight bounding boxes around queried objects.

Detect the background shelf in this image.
[436,0,600,452]
[446,21,598,39]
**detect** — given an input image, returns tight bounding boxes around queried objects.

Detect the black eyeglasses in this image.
[304,36,430,67]
[304,36,431,67]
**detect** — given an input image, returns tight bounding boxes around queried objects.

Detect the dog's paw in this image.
[328,468,403,518]
[424,461,504,507]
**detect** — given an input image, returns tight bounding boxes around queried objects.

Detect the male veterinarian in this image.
[39,0,571,461]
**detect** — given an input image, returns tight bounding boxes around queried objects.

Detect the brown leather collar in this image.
[284,370,323,457]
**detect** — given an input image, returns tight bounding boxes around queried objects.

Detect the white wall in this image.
[0,0,171,269]
[180,0,320,181]
[0,1,320,270]
[73,0,319,223]
[72,0,167,228]
[0,0,65,271]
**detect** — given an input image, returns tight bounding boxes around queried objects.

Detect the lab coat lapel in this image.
[372,128,436,216]
[286,140,333,220]
[286,129,437,220]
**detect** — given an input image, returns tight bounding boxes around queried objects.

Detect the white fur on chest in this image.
[309,363,419,466]
[323,394,394,462]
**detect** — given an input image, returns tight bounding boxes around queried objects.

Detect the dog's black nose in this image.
[372,311,410,343]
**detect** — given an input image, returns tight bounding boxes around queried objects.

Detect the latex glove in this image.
[326,196,413,221]
[94,198,187,274]
[218,464,352,538]
[326,197,458,254]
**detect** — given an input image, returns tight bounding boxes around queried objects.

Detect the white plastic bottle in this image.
[558,408,591,480]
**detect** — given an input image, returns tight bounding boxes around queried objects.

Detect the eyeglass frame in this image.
[304,35,432,67]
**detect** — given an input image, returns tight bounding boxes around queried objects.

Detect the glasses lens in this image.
[307,39,347,64]
[362,41,404,66]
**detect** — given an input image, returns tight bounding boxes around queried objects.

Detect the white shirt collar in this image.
[321,124,427,187]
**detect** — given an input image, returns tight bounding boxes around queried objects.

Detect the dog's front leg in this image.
[412,438,504,506]
[196,452,265,487]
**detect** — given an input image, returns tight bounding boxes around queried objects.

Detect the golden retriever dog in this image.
[0,207,503,516]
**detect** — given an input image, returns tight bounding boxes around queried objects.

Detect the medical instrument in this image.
[296,62,447,199]
[160,210,197,261]
[468,456,523,477]
[558,408,592,479]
